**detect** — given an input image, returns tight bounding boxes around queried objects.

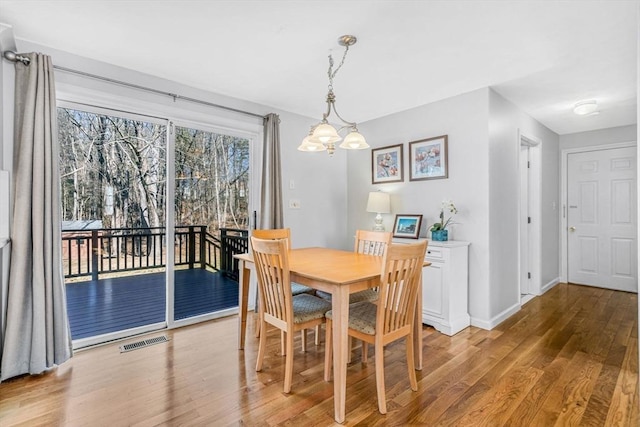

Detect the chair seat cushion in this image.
[292,294,332,324]
[326,301,377,335]
[291,282,315,296]
[316,289,378,304]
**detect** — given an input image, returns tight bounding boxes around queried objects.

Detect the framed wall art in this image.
[371,144,403,184]
[392,214,423,239]
[409,135,448,181]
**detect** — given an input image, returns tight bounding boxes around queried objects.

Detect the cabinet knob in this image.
[569,226,576,232]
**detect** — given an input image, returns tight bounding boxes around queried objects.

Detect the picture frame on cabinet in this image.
[371,144,403,184]
[409,135,448,181]
[392,214,423,239]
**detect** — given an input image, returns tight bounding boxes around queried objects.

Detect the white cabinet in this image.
[391,238,470,335]
[421,240,470,335]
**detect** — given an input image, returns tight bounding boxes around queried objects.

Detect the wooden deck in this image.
[65,269,238,339]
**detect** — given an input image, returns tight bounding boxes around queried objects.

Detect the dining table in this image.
[234,246,428,423]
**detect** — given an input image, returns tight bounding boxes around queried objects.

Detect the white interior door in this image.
[567,146,637,292]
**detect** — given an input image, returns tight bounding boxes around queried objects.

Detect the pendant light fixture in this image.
[298,35,369,155]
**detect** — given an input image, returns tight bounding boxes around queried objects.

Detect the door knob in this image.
[569,226,576,232]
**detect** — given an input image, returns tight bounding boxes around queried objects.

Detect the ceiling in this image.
[0,1,637,135]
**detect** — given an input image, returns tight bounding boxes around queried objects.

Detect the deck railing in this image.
[61,226,248,281]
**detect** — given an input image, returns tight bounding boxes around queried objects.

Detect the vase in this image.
[431,229,448,241]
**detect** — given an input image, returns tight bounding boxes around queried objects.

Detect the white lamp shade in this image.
[366,191,391,213]
[298,135,327,152]
[338,131,369,149]
[309,123,342,144]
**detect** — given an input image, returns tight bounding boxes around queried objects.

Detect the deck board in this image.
[65,269,238,339]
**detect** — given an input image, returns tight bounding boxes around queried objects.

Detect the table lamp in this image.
[366,191,391,231]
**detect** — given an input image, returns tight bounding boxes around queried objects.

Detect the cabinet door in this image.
[422,262,444,319]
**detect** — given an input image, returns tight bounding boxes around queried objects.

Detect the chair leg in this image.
[281,331,286,356]
[301,329,307,352]
[256,319,267,372]
[348,337,353,363]
[254,294,261,338]
[324,319,332,381]
[362,341,369,363]
[406,333,418,391]
[283,329,295,393]
[375,342,387,414]
[315,325,321,345]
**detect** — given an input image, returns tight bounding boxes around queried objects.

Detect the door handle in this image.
[569,226,576,232]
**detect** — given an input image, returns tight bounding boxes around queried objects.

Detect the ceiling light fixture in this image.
[298,35,369,155]
[573,100,598,115]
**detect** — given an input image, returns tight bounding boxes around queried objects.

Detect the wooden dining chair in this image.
[251,228,318,351]
[252,228,315,297]
[323,240,427,414]
[251,236,332,393]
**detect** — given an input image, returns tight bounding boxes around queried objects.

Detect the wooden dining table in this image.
[234,247,427,423]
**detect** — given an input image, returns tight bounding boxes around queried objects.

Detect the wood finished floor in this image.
[0,283,637,426]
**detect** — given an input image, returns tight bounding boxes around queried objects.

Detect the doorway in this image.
[519,131,541,303]
[564,144,637,292]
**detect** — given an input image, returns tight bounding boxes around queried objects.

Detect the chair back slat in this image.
[377,241,427,335]
[354,230,392,256]
[251,237,293,326]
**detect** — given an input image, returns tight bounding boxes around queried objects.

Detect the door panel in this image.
[567,146,637,292]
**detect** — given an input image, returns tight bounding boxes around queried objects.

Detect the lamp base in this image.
[372,213,385,231]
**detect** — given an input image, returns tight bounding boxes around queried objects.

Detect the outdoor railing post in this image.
[91,229,99,281]
[199,226,206,269]
[188,225,195,269]
[220,228,228,273]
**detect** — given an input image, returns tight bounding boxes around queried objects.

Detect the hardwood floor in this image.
[0,283,637,426]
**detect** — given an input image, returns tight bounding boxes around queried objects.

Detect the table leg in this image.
[332,286,350,423]
[238,259,250,350]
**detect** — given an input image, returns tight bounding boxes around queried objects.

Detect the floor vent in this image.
[120,335,169,353]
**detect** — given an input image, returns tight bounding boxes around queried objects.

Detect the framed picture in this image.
[392,214,423,239]
[409,135,448,181]
[372,144,403,184]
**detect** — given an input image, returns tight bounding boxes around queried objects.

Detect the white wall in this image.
[488,90,560,324]
[559,124,637,150]
[348,88,492,323]
[347,88,561,329]
[0,23,16,370]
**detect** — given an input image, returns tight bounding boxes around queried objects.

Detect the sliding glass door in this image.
[58,102,256,346]
[172,124,250,324]
[58,104,168,346]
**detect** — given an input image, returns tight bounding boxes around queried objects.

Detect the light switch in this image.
[289,179,295,190]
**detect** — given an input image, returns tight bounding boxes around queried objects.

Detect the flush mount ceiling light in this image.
[298,35,369,156]
[573,100,598,115]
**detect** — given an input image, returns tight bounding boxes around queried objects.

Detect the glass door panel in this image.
[58,106,167,346]
[173,125,249,321]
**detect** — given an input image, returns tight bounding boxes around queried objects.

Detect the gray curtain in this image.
[259,113,284,229]
[0,53,72,381]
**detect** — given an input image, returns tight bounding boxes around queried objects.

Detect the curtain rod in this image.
[2,50,266,120]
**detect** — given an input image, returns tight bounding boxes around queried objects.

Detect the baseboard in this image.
[470,301,521,330]
[541,277,560,294]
